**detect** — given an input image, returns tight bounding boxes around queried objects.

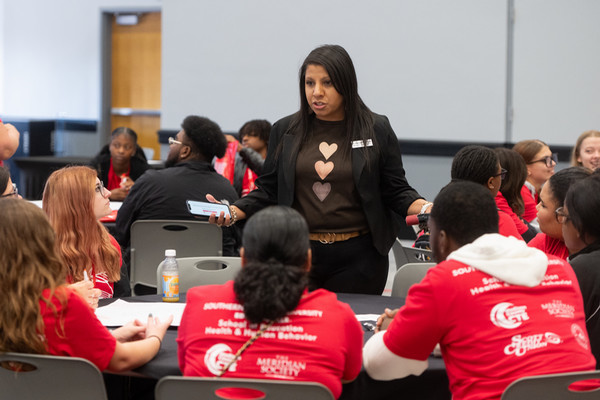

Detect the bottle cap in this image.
[165,249,176,257]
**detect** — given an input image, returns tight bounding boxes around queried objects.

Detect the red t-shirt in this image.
[40,287,116,371]
[107,159,130,191]
[177,282,363,399]
[520,185,538,222]
[498,210,523,240]
[528,232,570,260]
[496,192,529,235]
[383,256,595,400]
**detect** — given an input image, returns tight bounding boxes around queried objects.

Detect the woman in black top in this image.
[210,45,431,294]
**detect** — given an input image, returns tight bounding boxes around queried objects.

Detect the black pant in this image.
[309,233,388,295]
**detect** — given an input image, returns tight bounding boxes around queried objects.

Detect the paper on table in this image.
[95,299,186,327]
[355,314,381,322]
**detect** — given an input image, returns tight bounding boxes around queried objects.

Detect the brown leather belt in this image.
[309,230,369,244]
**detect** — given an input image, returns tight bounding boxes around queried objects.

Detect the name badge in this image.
[351,139,373,148]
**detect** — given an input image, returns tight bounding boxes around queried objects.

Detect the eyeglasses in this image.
[495,168,508,181]
[168,137,182,146]
[555,207,571,224]
[95,181,109,198]
[0,183,18,198]
[528,153,558,168]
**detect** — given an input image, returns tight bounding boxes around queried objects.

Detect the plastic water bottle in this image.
[161,249,179,302]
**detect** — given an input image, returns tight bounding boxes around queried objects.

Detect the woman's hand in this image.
[109,188,128,201]
[225,134,242,152]
[145,313,174,343]
[375,308,399,333]
[70,280,101,309]
[112,320,146,342]
[205,194,246,226]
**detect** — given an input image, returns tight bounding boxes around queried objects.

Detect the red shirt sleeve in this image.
[41,288,117,371]
[339,302,364,381]
[497,210,523,240]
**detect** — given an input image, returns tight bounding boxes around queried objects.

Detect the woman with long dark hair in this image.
[178,206,363,399]
[209,44,431,294]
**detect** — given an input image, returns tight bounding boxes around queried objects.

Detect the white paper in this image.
[95,299,186,327]
[355,314,381,322]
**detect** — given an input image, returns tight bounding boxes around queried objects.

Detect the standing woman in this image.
[43,166,122,298]
[210,45,430,294]
[513,140,556,223]
[89,127,150,201]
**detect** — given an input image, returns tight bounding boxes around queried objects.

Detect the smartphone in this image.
[186,200,231,218]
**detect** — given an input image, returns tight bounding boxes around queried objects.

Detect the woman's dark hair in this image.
[234,206,310,324]
[181,115,227,160]
[0,166,10,194]
[547,166,591,208]
[451,145,498,185]
[285,44,375,162]
[432,181,499,247]
[565,175,600,244]
[111,126,138,143]
[494,147,527,215]
[239,119,271,144]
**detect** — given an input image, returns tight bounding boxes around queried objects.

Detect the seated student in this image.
[0,165,19,198]
[494,147,539,237]
[0,198,172,372]
[513,139,556,223]
[43,166,124,299]
[177,206,363,399]
[562,174,600,368]
[115,115,240,257]
[450,145,523,240]
[571,130,600,171]
[363,181,596,400]
[224,119,271,197]
[527,167,591,260]
[89,127,150,201]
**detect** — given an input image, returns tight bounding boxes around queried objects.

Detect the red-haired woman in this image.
[43,166,122,298]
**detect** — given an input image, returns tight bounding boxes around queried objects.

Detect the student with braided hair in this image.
[178,206,362,399]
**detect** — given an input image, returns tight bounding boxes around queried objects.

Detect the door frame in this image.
[99,7,161,148]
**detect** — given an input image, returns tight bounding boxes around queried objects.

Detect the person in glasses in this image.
[571,130,600,171]
[0,165,20,198]
[42,166,123,299]
[450,145,522,240]
[562,174,600,368]
[178,206,362,399]
[89,126,150,201]
[0,198,172,373]
[115,115,239,263]
[527,167,591,260]
[494,147,538,242]
[513,139,557,223]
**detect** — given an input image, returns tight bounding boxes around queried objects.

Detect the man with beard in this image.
[115,116,239,294]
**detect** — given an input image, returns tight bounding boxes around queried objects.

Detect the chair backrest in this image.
[0,352,107,400]
[501,370,600,400]
[391,262,436,297]
[155,376,335,400]
[392,238,433,269]
[156,256,242,294]
[130,219,222,295]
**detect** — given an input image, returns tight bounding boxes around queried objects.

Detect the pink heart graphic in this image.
[319,142,338,160]
[312,182,331,202]
[315,160,334,180]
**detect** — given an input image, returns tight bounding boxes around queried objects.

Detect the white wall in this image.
[0,0,159,120]
[162,0,508,142]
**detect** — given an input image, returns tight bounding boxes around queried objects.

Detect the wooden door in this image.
[111,12,161,159]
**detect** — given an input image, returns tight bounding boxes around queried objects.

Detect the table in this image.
[100,293,451,400]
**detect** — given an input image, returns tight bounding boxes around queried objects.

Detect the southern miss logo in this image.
[205,343,238,375]
[490,302,529,329]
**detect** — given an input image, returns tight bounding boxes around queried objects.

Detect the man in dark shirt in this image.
[115,116,239,295]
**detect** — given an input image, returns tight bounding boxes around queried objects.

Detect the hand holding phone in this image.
[187,200,231,218]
